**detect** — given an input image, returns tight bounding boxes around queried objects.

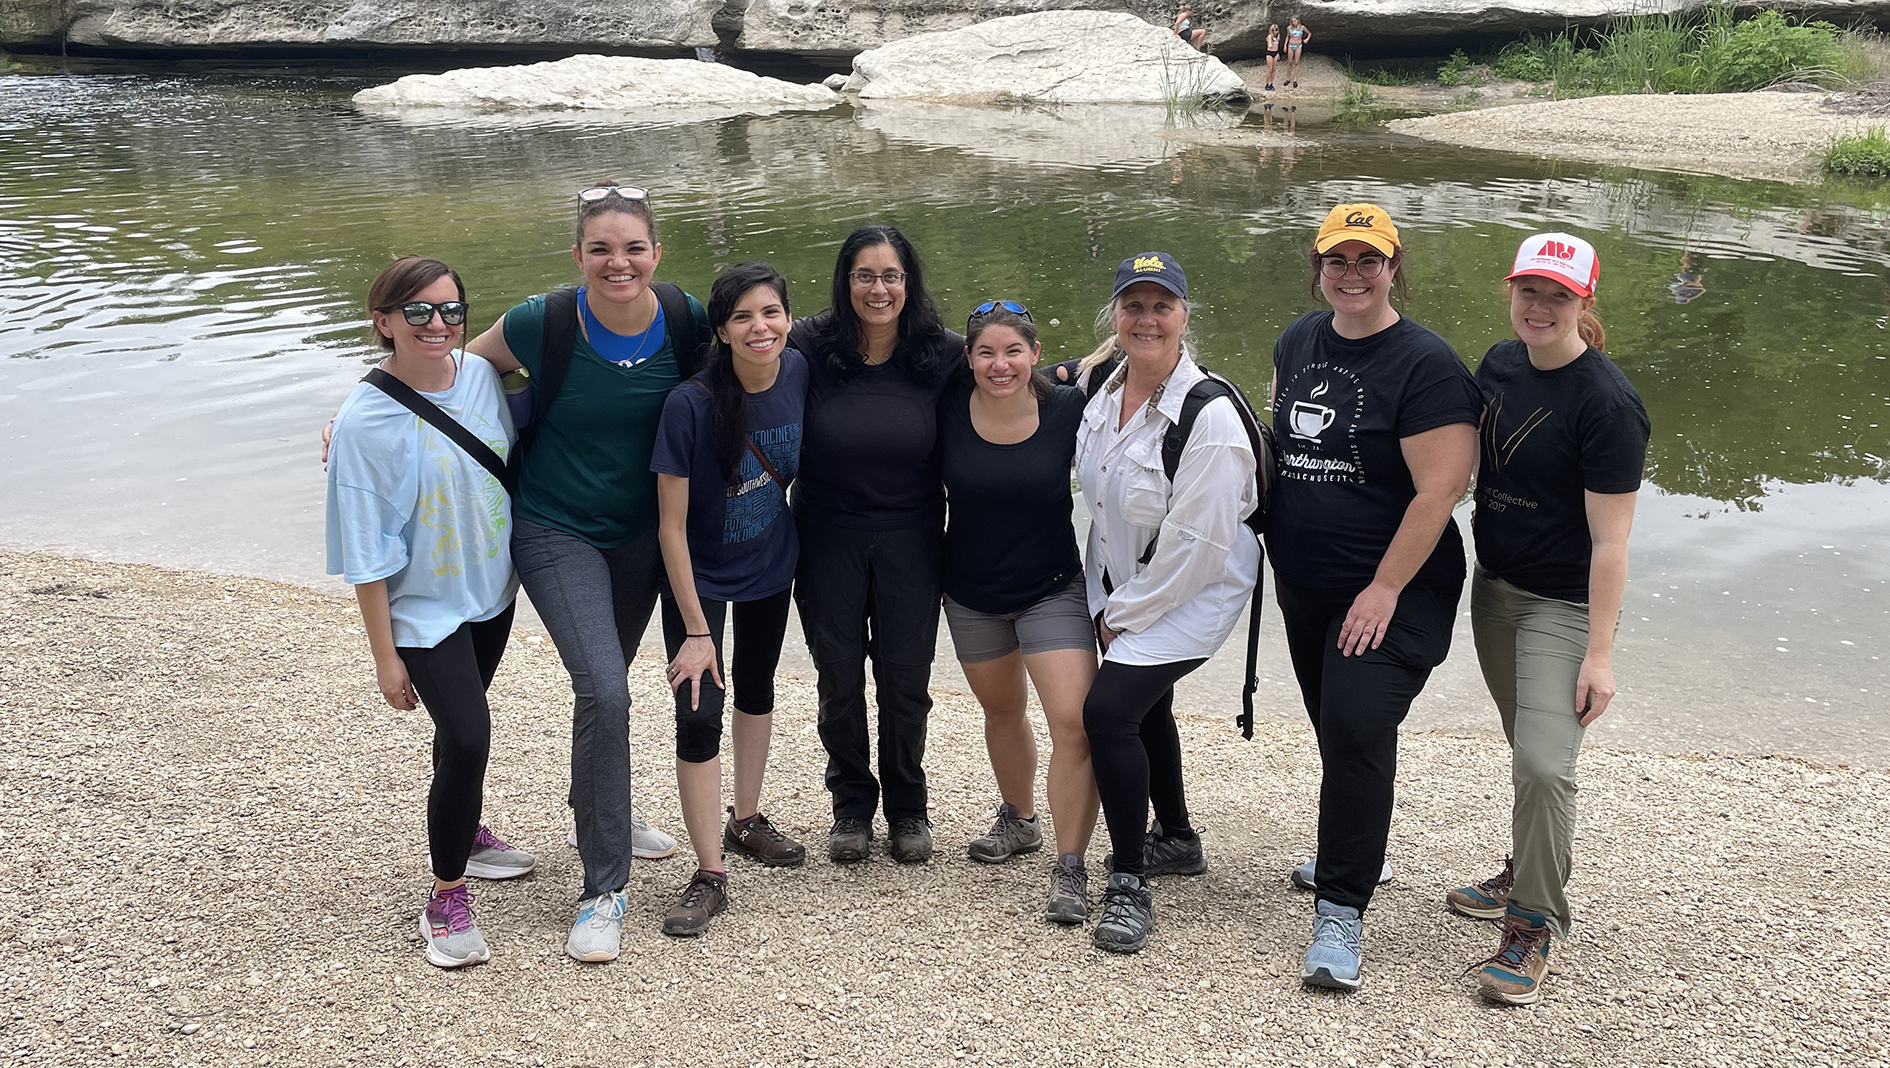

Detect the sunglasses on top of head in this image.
[577,185,650,204]
[968,299,1032,327]
[377,301,469,327]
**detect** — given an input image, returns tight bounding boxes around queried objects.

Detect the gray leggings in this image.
[512,518,661,901]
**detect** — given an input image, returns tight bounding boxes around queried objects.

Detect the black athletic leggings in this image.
[396,601,517,883]
[660,587,794,763]
[1083,656,1207,877]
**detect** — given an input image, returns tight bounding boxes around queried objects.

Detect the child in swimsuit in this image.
[1266,25,1282,90]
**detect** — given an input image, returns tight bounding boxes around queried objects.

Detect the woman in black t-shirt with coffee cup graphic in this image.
[1268,204,1481,992]
[1450,233,1648,1007]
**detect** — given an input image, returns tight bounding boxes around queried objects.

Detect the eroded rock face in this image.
[352,54,838,114]
[848,11,1248,105]
[56,0,721,49]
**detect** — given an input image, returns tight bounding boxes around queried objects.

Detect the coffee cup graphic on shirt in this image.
[1288,399,1337,441]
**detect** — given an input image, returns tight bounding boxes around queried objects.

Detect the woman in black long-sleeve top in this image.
[787,225,964,865]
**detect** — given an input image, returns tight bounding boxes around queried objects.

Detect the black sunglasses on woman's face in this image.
[378,301,469,326]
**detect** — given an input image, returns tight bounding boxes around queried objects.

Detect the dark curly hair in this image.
[803,225,945,385]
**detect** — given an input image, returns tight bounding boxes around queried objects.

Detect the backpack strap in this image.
[651,281,701,379]
[506,286,579,484]
[364,368,517,497]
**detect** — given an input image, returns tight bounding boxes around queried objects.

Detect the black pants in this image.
[794,516,941,823]
[1275,575,1462,912]
[660,587,794,763]
[1083,657,1206,877]
[397,601,517,883]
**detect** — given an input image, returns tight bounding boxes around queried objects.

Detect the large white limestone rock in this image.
[845,11,1248,106]
[351,54,839,114]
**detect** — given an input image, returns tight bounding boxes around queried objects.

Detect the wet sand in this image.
[7,550,1889,1066]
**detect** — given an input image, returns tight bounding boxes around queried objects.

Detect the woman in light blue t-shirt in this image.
[325,256,530,970]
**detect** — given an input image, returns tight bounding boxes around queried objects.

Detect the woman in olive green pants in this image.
[1455,232,1650,1006]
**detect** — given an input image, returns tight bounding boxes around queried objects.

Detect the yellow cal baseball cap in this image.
[1315,203,1400,257]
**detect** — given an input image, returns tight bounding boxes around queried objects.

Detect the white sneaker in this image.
[463,825,538,880]
[1289,856,1394,891]
[566,803,679,860]
[565,889,627,963]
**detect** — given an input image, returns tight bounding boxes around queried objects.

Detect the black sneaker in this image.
[828,816,873,864]
[1092,872,1155,953]
[888,816,934,864]
[1103,821,1207,877]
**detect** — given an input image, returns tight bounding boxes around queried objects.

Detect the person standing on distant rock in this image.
[1174,5,1208,52]
[1269,204,1479,991]
[1453,232,1648,1006]
[787,225,963,868]
[1285,16,1311,90]
[326,255,532,971]
[1265,24,1283,92]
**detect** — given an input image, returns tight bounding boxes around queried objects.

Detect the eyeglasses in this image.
[1319,254,1390,279]
[969,299,1033,325]
[578,185,650,204]
[377,301,469,326]
[848,269,907,289]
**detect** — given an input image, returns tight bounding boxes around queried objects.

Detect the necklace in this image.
[577,286,664,367]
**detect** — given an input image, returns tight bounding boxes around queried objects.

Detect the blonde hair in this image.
[1075,293,1199,378]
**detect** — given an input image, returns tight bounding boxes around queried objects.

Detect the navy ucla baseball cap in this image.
[1111,251,1187,301]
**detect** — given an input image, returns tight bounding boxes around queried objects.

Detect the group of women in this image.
[324,187,1648,1008]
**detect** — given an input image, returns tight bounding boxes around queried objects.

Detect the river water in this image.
[3,65,1886,765]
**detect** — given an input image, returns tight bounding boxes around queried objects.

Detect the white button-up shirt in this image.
[1076,350,1260,665]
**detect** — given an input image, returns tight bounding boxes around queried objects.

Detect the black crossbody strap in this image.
[364,368,516,496]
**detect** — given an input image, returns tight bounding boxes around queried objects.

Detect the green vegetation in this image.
[1437,49,1485,87]
[1499,7,1872,97]
[1823,127,1890,178]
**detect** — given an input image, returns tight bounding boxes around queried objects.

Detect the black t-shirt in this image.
[1268,311,1482,589]
[788,314,962,531]
[939,381,1085,614]
[1472,340,1650,602]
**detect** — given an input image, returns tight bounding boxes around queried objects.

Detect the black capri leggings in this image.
[660,587,794,763]
[1083,656,1207,877]
[396,600,517,883]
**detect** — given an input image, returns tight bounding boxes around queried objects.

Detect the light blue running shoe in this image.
[1301,899,1364,990]
[1289,856,1393,891]
[419,884,489,969]
[566,889,627,963]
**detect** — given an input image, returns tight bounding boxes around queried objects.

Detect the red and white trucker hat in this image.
[1506,232,1599,297]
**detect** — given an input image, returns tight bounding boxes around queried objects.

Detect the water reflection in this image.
[2,69,1886,762]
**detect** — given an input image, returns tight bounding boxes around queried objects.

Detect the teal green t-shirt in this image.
[501,290,709,548]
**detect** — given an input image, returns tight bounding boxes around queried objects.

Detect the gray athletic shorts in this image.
[942,576,1097,664]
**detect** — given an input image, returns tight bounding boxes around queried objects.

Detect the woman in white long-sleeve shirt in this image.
[1072,251,1258,954]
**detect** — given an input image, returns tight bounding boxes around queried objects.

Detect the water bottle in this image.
[502,367,533,430]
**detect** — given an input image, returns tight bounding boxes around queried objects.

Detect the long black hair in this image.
[701,261,791,490]
[805,224,946,385]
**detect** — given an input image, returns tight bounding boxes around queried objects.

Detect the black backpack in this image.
[1058,354,1278,739]
[506,282,702,482]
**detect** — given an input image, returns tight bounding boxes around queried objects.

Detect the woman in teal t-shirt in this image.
[460,182,709,965]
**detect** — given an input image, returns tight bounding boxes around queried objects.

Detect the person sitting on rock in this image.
[1173,5,1208,52]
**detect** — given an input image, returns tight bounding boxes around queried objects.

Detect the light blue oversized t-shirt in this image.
[325,352,520,649]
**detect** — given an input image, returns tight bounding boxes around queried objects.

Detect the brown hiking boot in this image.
[722,808,806,868]
[661,870,727,937]
[1445,856,1514,920]
[1470,906,1552,1005]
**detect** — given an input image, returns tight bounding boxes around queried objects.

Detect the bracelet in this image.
[685,632,711,639]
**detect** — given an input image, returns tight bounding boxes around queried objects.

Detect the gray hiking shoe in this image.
[419,884,490,968]
[1092,872,1155,953]
[1103,821,1206,877]
[1044,855,1089,925]
[1289,856,1395,891]
[828,816,874,863]
[565,889,626,963]
[463,824,537,880]
[968,802,1044,864]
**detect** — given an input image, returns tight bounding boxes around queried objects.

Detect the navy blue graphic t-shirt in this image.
[1473,339,1649,603]
[650,348,808,602]
[1268,311,1482,589]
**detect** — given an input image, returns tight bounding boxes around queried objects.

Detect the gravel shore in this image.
[6,552,1887,1067]
[1389,92,1867,183]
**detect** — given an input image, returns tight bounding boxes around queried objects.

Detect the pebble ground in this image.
[4,552,1886,1067]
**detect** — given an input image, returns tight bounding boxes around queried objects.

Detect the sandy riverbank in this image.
[1390,92,1870,184]
[5,551,1888,1067]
